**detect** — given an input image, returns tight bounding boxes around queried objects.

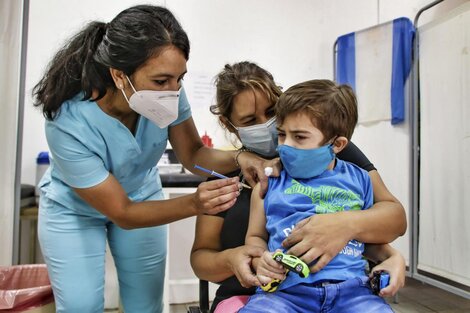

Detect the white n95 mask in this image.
[231,117,278,157]
[121,76,180,128]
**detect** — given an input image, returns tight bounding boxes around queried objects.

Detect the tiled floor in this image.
[167,277,470,313]
[386,277,470,313]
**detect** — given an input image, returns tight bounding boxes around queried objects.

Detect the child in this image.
[240,79,396,313]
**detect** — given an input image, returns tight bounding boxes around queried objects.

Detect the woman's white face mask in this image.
[121,75,180,128]
[230,117,278,157]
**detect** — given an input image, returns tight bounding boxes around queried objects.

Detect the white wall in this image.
[379,0,469,25]
[22,0,467,182]
[168,0,380,148]
[0,0,24,266]
[21,0,164,186]
[340,0,468,264]
[418,2,470,288]
[21,0,381,184]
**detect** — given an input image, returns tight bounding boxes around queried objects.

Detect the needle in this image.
[194,165,252,189]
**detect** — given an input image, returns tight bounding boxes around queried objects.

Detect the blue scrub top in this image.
[39,88,192,217]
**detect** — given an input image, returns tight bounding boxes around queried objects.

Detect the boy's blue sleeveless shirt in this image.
[264,159,374,290]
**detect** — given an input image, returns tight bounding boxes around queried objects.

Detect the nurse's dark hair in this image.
[211,61,282,126]
[275,79,358,142]
[33,5,190,120]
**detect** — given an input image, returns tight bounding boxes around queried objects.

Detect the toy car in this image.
[273,251,310,278]
[260,252,310,293]
[370,270,390,294]
[260,277,282,293]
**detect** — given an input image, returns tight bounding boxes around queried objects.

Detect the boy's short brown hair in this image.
[275,79,358,143]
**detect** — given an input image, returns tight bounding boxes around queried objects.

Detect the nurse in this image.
[33,6,275,313]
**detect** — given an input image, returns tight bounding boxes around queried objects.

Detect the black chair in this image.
[187,280,210,313]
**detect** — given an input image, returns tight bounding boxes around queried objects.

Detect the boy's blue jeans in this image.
[238,276,393,313]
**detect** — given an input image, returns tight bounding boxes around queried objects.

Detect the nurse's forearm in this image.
[168,118,238,175]
[112,194,199,229]
[75,174,239,230]
[188,146,239,176]
[171,137,238,176]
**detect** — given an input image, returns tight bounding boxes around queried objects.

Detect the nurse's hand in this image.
[193,177,241,215]
[236,151,282,198]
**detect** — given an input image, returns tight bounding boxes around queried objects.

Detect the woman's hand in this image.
[282,213,352,272]
[193,177,241,215]
[255,251,286,286]
[227,245,265,288]
[370,253,406,297]
[237,151,281,197]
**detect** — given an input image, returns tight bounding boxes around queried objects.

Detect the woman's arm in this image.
[190,214,264,287]
[352,170,406,241]
[74,173,240,229]
[364,244,406,297]
[332,142,407,240]
[169,118,281,192]
[282,169,406,272]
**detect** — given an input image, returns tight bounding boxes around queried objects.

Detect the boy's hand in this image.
[256,251,286,285]
[369,253,406,297]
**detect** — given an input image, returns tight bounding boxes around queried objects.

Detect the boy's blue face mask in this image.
[277,141,335,179]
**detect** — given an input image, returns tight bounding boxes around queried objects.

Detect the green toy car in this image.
[273,251,310,278]
[260,252,310,293]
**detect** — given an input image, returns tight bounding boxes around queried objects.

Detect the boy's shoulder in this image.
[336,159,371,181]
[337,158,368,172]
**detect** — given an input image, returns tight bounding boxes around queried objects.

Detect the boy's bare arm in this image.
[245,183,269,270]
[246,183,269,249]
[246,183,286,283]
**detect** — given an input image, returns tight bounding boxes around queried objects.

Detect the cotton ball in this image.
[264,167,273,177]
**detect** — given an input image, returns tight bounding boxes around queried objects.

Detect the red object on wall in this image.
[201,131,213,148]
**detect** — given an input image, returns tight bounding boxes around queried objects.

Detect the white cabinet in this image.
[163,188,199,306]
[162,187,219,311]
[106,187,201,313]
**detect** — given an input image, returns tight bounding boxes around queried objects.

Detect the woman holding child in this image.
[191,61,406,312]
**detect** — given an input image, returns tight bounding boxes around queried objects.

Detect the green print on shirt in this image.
[284,179,363,213]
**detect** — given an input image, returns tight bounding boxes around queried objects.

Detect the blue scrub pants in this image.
[38,196,167,313]
[239,277,393,313]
